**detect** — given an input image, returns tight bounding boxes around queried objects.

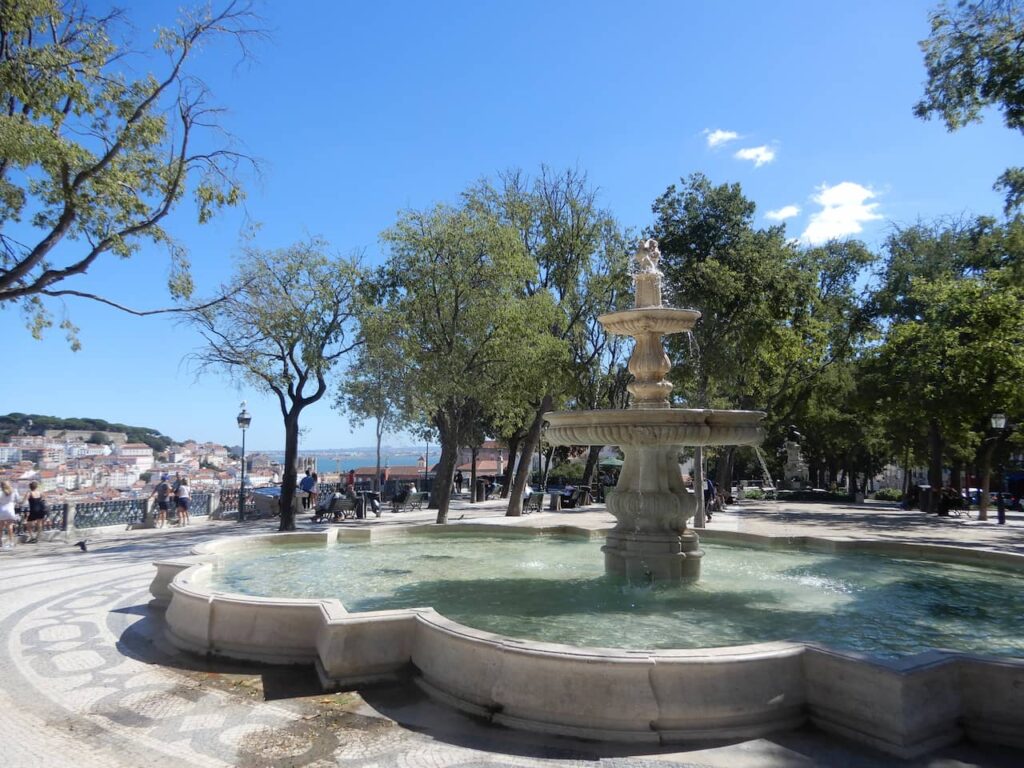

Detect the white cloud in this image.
[765,204,801,221]
[799,182,882,244]
[734,145,775,167]
[704,128,739,148]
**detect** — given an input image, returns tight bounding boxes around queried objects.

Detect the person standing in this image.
[299,470,314,509]
[25,481,47,543]
[454,470,464,494]
[0,480,21,549]
[308,472,319,511]
[150,474,172,527]
[346,468,356,493]
[175,477,192,526]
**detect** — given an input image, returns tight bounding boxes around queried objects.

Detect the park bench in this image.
[392,492,428,514]
[524,492,544,514]
[312,496,356,523]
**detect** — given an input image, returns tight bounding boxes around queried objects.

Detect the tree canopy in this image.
[916,0,1024,212]
[0,0,259,345]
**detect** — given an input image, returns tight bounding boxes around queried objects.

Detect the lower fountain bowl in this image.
[544,408,766,447]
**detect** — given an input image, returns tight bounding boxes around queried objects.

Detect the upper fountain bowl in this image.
[599,307,701,336]
[544,408,765,448]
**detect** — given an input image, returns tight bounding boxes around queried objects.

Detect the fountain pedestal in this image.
[544,240,765,583]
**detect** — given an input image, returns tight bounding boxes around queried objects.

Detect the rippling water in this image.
[210,535,1024,658]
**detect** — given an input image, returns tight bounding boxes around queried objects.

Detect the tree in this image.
[916,0,1024,213]
[0,0,260,345]
[188,240,364,530]
[334,303,407,491]
[379,201,566,524]
[867,218,1024,514]
[465,167,628,515]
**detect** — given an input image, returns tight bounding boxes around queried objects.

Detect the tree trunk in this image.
[433,428,459,524]
[927,418,944,514]
[374,417,383,492]
[716,446,734,498]
[470,445,479,502]
[499,435,520,499]
[279,411,300,531]
[507,394,552,517]
[978,440,996,521]
[582,444,602,487]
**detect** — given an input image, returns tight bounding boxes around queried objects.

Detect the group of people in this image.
[0,479,49,548]
[148,473,192,527]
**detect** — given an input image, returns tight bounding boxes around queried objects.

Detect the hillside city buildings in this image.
[0,431,281,503]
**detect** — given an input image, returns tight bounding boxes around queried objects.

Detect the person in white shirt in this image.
[0,480,21,549]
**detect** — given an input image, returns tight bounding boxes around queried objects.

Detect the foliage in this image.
[464,167,630,511]
[0,0,260,345]
[378,199,567,522]
[916,0,1024,212]
[873,487,904,501]
[334,301,408,488]
[188,239,364,530]
[742,487,766,500]
[0,412,172,450]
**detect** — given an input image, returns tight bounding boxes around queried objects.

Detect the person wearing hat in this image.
[149,474,172,527]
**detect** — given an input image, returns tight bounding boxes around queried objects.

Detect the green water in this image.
[211,535,1024,658]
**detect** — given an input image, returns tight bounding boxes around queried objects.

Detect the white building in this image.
[116,443,154,471]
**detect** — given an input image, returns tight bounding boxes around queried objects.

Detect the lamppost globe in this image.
[237,402,251,522]
[991,413,1007,430]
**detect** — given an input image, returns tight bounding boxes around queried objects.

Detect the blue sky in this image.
[2,0,1017,450]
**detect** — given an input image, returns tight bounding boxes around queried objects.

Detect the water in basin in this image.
[210,535,1024,658]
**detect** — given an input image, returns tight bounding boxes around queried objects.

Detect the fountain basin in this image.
[150,526,1024,758]
[544,408,765,447]
[598,306,701,335]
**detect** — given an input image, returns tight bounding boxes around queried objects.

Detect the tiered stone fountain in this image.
[544,239,765,582]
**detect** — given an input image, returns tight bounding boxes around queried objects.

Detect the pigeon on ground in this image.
[74,540,88,552]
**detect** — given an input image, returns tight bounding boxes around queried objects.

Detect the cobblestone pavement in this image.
[0,501,1021,767]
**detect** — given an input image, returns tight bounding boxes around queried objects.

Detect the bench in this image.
[524,492,544,514]
[312,496,356,523]
[392,492,428,514]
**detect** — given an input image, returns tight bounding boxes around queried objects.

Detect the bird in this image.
[74,540,88,552]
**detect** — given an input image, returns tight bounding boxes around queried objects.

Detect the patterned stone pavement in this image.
[0,505,1021,767]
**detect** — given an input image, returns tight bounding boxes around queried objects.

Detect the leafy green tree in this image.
[916,0,1024,212]
[379,202,566,523]
[188,239,364,531]
[465,167,628,515]
[867,218,1024,514]
[334,305,407,491]
[0,0,260,345]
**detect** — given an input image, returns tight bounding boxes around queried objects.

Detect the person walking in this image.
[175,477,192,526]
[25,481,48,543]
[0,480,21,549]
[150,474,172,527]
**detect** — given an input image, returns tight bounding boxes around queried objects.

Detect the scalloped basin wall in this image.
[150,527,1024,759]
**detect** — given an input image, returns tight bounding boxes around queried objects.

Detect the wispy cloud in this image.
[734,145,776,167]
[800,182,882,244]
[765,204,801,221]
[704,128,739,148]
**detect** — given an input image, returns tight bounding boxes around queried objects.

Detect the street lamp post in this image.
[237,402,251,522]
[991,413,1008,525]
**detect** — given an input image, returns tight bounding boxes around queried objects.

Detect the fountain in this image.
[544,239,765,582]
[149,240,1024,756]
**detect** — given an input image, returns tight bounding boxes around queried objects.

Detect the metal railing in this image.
[74,498,145,529]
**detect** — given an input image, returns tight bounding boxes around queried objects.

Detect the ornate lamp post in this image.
[991,413,1009,525]
[237,402,251,522]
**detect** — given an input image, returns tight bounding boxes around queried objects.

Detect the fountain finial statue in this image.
[633,239,663,309]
